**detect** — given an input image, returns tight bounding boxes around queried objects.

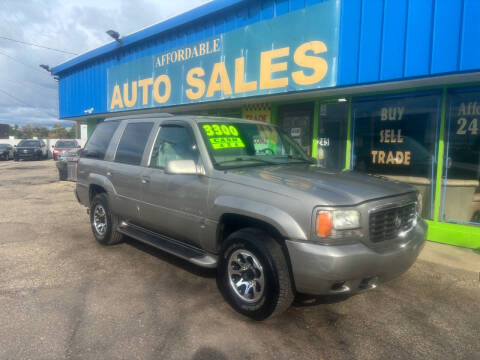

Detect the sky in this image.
[0,0,209,129]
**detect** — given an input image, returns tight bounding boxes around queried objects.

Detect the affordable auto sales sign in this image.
[107,0,340,112]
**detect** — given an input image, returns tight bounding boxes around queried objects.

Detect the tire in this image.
[90,193,124,245]
[216,228,294,320]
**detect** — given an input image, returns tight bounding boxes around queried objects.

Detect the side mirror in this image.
[14,145,17,147]
[165,160,201,175]
[77,145,81,148]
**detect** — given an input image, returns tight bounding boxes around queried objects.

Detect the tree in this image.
[20,125,33,139]
[32,126,49,138]
[67,126,76,139]
[48,124,68,139]
[9,125,19,137]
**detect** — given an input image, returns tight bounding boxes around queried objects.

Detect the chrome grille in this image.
[369,203,416,243]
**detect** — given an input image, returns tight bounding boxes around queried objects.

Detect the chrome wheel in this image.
[93,204,107,236]
[227,249,265,303]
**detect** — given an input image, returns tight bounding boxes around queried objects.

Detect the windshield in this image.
[18,140,41,147]
[0,144,9,149]
[55,140,77,148]
[199,120,312,169]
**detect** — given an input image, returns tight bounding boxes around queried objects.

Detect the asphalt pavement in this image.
[0,160,479,360]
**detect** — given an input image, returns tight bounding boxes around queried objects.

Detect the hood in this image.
[228,164,416,205]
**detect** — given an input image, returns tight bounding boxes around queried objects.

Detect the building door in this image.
[277,102,314,156]
[316,101,349,170]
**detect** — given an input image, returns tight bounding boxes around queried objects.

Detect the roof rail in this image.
[104,113,174,121]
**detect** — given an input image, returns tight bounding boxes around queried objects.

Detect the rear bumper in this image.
[286,218,427,295]
[14,151,42,159]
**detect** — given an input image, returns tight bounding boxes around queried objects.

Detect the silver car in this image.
[75,114,426,320]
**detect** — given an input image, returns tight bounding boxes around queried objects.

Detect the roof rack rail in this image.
[104,113,175,121]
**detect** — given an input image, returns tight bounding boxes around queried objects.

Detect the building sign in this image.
[107,0,340,112]
[243,103,271,122]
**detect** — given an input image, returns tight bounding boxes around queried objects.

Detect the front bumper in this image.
[286,218,427,295]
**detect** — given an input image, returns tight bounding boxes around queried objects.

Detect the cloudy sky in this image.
[0,0,209,129]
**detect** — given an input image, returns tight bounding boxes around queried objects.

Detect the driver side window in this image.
[150,125,198,169]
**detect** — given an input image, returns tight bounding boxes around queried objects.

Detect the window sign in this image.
[353,94,441,219]
[202,124,245,150]
[441,88,480,225]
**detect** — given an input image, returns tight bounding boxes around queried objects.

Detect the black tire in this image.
[90,193,124,245]
[217,228,294,320]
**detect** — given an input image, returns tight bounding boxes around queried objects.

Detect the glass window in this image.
[55,140,78,148]
[441,88,480,225]
[353,93,441,219]
[18,140,41,147]
[82,121,119,160]
[277,103,314,156]
[114,122,153,165]
[199,120,311,169]
[150,125,199,169]
[317,102,348,170]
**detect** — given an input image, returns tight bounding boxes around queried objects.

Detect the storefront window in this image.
[277,103,314,156]
[353,93,441,219]
[316,102,348,170]
[441,88,480,225]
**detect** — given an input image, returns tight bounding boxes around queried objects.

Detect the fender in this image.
[88,173,118,199]
[213,195,307,241]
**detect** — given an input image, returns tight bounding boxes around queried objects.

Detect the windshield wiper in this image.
[274,155,314,163]
[216,157,277,166]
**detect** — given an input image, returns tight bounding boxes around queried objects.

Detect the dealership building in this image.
[52,0,480,249]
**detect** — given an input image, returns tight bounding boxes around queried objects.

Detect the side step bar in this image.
[117,223,218,268]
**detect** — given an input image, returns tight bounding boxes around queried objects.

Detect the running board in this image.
[117,223,218,268]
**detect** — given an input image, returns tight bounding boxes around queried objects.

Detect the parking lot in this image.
[0,160,479,360]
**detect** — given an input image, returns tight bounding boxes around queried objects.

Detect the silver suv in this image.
[76,114,426,320]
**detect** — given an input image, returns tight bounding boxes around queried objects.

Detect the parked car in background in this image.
[52,139,80,160]
[13,139,48,161]
[76,114,426,320]
[56,148,80,181]
[0,144,13,160]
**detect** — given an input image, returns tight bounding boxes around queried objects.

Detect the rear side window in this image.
[115,122,154,165]
[82,121,119,160]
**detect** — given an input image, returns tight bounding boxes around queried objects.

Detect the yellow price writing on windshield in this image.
[209,137,245,150]
[202,124,244,150]
[203,124,239,137]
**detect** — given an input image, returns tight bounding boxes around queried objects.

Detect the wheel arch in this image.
[213,196,307,245]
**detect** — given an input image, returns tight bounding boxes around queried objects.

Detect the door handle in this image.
[106,171,113,177]
[141,176,150,184]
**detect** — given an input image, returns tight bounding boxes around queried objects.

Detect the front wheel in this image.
[217,228,294,320]
[90,193,124,245]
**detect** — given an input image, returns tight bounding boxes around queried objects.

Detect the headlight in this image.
[333,210,360,230]
[316,209,360,238]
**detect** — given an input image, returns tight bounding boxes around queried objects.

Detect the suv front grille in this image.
[369,203,417,243]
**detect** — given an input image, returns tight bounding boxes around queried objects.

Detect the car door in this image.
[108,121,155,222]
[139,122,209,248]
